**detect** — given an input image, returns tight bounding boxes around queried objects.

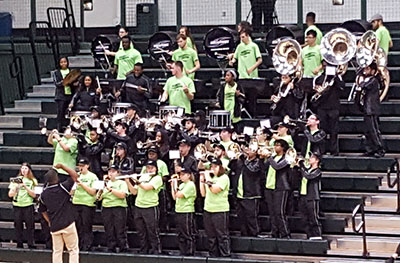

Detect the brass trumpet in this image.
[283,115,307,126]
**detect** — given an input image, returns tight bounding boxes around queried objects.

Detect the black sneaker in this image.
[374,150,385,158]
[385,257,395,263]
[16,243,23,248]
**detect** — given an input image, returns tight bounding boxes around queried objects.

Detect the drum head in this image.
[265,25,303,55]
[203,27,238,61]
[91,34,119,63]
[148,31,177,61]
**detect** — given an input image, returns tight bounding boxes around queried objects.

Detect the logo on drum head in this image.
[209,37,231,47]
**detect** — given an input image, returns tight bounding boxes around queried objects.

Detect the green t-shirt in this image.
[8,177,37,207]
[172,47,199,80]
[269,135,294,148]
[220,140,234,151]
[115,47,143,80]
[301,44,323,78]
[234,41,262,79]
[175,181,196,213]
[164,75,196,114]
[60,69,71,95]
[204,174,230,213]
[305,25,323,45]
[376,26,392,55]
[72,171,98,207]
[186,38,195,51]
[53,137,78,175]
[102,180,128,208]
[224,83,241,123]
[135,173,163,208]
[266,155,282,190]
[140,159,169,189]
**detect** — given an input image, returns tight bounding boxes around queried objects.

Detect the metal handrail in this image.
[351,196,369,258]
[386,158,400,213]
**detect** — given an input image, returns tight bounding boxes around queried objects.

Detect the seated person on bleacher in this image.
[68,75,101,112]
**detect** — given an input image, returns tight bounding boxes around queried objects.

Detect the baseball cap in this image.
[78,158,89,165]
[369,14,383,22]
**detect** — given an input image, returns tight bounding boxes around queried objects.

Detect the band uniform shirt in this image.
[204,174,230,213]
[234,40,262,79]
[299,164,321,200]
[135,173,163,208]
[301,45,323,78]
[70,87,100,110]
[236,158,265,199]
[375,26,392,55]
[72,171,98,207]
[265,155,290,191]
[8,177,37,207]
[140,159,169,190]
[175,181,196,213]
[123,73,152,107]
[223,83,241,123]
[172,47,199,80]
[305,25,323,45]
[38,178,76,232]
[115,47,143,80]
[164,75,196,114]
[60,68,72,95]
[52,137,78,175]
[102,179,128,208]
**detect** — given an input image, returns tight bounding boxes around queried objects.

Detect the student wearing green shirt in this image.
[126,160,163,254]
[229,29,262,79]
[113,36,143,80]
[179,26,197,52]
[99,165,129,253]
[370,14,393,55]
[200,157,231,257]
[104,26,133,57]
[304,12,323,46]
[71,158,98,251]
[8,162,38,249]
[265,139,291,238]
[47,127,78,182]
[172,34,200,80]
[216,70,246,132]
[171,168,197,256]
[161,61,196,114]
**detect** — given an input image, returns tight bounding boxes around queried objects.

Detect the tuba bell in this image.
[272,38,302,76]
[351,30,390,102]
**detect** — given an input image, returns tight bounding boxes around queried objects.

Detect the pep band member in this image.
[172,34,200,80]
[8,162,38,249]
[265,139,291,238]
[99,165,129,253]
[179,26,197,51]
[171,167,197,256]
[126,160,163,254]
[71,158,98,251]
[200,158,231,257]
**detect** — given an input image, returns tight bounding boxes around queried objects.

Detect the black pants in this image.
[134,206,161,254]
[299,197,322,238]
[364,114,384,153]
[203,211,231,257]
[159,189,170,232]
[102,207,128,251]
[318,108,339,155]
[251,0,276,32]
[74,204,95,250]
[298,78,315,118]
[13,205,35,246]
[175,212,196,256]
[56,99,70,131]
[265,189,290,238]
[237,198,260,237]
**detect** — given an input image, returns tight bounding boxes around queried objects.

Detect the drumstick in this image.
[98,41,112,69]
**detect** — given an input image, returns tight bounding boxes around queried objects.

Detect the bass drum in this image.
[148,31,177,62]
[203,27,238,61]
[265,25,303,56]
[340,20,371,38]
[91,34,120,65]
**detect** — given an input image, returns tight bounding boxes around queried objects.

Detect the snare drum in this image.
[111,103,132,115]
[208,110,231,129]
[69,111,91,118]
[159,106,185,118]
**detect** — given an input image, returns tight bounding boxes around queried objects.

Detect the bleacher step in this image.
[33,84,55,93]
[68,55,95,68]
[335,236,400,252]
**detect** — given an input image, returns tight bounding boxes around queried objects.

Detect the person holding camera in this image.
[8,162,38,249]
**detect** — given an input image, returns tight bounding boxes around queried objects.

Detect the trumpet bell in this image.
[272,38,302,75]
[194,143,208,160]
[285,147,297,165]
[320,28,357,66]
